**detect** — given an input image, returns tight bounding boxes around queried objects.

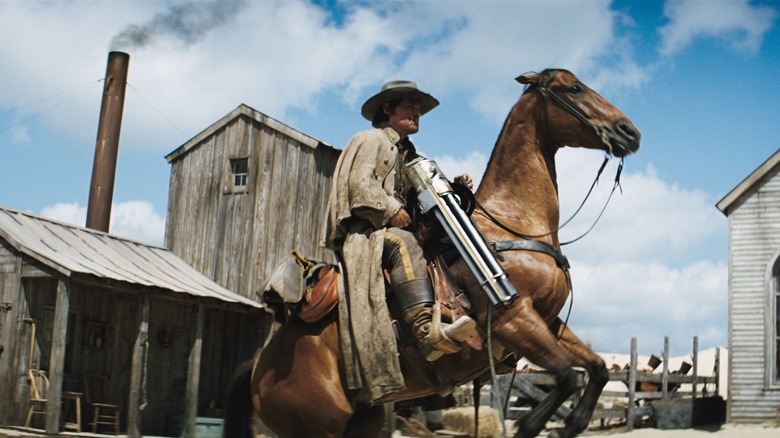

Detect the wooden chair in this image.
[84,374,120,434]
[25,369,49,428]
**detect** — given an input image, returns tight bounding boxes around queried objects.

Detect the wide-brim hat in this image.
[361,80,439,121]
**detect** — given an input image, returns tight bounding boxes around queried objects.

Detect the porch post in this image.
[127,293,149,438]
[46,278,70,433]
[183,303,204,438]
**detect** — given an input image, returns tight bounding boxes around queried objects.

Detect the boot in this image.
[396,279,477,362]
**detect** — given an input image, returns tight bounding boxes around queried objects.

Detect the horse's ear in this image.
[516,72,540,86]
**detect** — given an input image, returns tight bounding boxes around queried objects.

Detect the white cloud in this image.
[569,259,727,356]
[429,150,489,189]
[39,201,165,246]
[391,0,644,123]
[109,201,166,246]
[0,0,647,151]
[659,0,777,57]
[9,124,31,144]
[556,149,723,264]
[40,203,87,227]
[539,147,727,355]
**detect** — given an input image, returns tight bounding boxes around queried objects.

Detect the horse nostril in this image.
[617,120,640,143]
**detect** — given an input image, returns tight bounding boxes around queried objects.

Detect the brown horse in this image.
[225,69,640,438]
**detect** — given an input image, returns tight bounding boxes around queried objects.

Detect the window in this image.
[774,260,780,383]
[231,158,248,188]
[768,253,780,387]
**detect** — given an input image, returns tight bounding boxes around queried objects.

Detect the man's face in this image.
[386,98,422,138]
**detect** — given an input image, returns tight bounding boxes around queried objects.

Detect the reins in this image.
[476,156,623,245]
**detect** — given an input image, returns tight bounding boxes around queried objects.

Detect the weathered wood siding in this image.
[0,242,23,425]
[725,163,780,423]
[0,239,262,433]
[165,105,338,300]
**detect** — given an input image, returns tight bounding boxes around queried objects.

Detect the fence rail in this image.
[503,336,720,431]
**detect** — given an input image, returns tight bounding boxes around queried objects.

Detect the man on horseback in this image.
[322,80,477,401]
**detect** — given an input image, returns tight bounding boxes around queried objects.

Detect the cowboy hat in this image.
[361,80,439,121]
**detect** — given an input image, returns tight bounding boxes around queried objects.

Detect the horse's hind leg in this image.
[344,405,386,438]
[546,319,609,438]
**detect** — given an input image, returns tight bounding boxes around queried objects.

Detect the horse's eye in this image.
[569,84,584,94]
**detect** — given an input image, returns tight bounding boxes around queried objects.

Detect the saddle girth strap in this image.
[492,239,570,271]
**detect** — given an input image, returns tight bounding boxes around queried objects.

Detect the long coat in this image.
[322,125,411,403]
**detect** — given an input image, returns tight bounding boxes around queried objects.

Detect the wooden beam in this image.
[46,278,70,433]
[183,303,204,438]
[127,293,149,438]
[512,376,572,420]
[661,336,670,399]
[692,337,699,400]
[627,337,637,431]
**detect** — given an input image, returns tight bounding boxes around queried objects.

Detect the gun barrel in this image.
[406,158,518,308]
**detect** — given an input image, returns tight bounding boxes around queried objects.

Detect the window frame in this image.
[765,249,780,389]
[229,157,249,193]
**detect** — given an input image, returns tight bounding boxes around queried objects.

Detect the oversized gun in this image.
[405,157,519,308]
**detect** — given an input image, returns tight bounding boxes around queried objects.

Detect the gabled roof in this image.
[717,148,780,215]
[0,206,262,309]
[165,103,334,163]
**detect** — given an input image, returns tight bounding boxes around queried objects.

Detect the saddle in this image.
[260,249,495,397]
[298,263,339,323]
[260,250,481,347]
[260,250,339,324]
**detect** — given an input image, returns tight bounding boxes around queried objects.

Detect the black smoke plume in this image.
[110,0,247,50]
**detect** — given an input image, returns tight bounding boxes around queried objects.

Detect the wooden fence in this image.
[494,336,721,431]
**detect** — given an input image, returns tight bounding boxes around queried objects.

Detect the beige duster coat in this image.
[322,125,411,403]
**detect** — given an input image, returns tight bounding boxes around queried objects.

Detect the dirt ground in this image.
[586,423,780,438]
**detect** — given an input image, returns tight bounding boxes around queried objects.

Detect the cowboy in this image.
[322,80,477,402]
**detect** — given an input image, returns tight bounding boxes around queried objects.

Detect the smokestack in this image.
[86,51,129,232]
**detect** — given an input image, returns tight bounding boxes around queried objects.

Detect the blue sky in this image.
[1,0,779,357]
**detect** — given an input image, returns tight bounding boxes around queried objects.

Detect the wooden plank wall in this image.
[727,163,780,423]
[0,244,263,434]
[0,243,24,425]
[165,113,338,301]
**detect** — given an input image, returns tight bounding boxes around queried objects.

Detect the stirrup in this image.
[444,315,477,343]
[420,314,477,362]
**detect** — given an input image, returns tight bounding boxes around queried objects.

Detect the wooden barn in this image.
[0,206,265,437]
[717,148,780,424]
[164,103,340,300]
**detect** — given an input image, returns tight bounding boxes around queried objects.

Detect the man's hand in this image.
[454,174,474,190]
[389,208,412,229]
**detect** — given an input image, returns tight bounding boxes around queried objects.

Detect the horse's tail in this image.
[224,359,254,438]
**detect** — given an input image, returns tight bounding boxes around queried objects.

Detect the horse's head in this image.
[516,69,640,157]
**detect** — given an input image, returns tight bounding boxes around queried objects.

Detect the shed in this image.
[716,148,780,424]
[164,104,340,299]
[0,206,265,436]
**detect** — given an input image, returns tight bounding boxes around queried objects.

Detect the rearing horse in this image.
[225,69,640,438]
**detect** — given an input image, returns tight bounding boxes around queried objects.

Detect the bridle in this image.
[476,71,624,247]
[535,70,614,155]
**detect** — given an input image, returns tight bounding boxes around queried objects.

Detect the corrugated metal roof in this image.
[0,206,262,309]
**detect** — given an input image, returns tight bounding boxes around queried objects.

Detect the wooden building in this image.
[717,149,780,424]
[164,103,339,300]
[0,206,264,437]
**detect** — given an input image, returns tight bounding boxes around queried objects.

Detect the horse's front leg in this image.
[492,298,580,438]
[545,318,609,438]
